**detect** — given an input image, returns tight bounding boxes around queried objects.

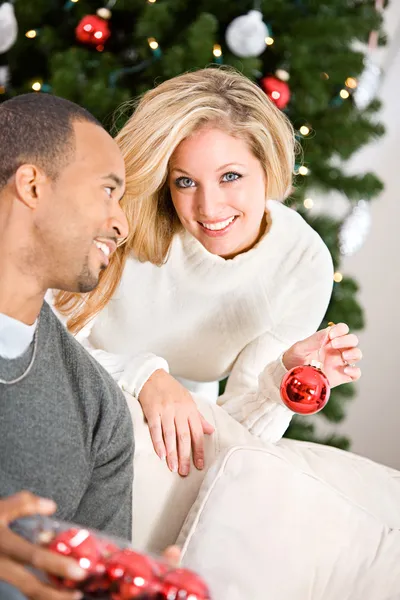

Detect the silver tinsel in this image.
[353,57,381,110]
[339,200,372,256]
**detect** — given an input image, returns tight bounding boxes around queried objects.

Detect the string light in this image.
[213,44,222,58]
[32,82,42,91]
[97,7,112,19]
[345,77,357,89]
[271,90,280,100]
[333,272,343,283]
[25,30,37,39]
[303,198,314,209]
[340,89,350,99]
[265,36,274,45]
[321,72,329,80]
[148,38,159,50]
[299,125,310,136]
[298,166,309,176]
[275,69,289,81]
[148,0,157,3]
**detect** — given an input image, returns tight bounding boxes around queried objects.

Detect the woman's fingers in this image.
[162,411,178,473]
[342,347,363,363]
[199,414,215,435]
[328,323,349,340]
[330,333,359,350]
[174,415,192,477]
[147,412,166,460]
[343,365,362,380]
[189,415,206,472]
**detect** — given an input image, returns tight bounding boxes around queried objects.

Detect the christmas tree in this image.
[0,0,386,449]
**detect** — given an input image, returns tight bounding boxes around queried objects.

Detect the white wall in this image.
[325,3,400,469]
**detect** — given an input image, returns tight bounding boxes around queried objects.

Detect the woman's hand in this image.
[282,323,362,387]
[138,370,215,477]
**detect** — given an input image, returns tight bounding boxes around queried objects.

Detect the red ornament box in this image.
[11,516,211,600]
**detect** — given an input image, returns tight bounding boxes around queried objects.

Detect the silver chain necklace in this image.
[0,316,40,385]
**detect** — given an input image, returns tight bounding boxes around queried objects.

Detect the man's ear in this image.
[14,164,48,210]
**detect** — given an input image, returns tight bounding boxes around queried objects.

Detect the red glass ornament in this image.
[159,568,211,600]
[75,15,111,47]
[260,75,290,109]
[47,528,104,590]
[280,363,330,415]
[107,549,161,599]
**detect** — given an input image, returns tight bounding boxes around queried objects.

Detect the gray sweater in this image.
[0,301,133,540]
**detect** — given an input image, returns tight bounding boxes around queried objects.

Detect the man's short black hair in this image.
[0,93,102,190]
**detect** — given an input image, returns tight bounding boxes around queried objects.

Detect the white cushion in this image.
[177,442,400,600]
[124,391,263,553]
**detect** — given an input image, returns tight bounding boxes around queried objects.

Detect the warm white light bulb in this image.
[345,77,357,89]
[303,198,314,209]
[213,44,222,57]
[298,166,309,176]
[333,272,343,283]
[148,38,159,50]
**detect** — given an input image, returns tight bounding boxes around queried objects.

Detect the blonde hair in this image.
[55,66,296,333]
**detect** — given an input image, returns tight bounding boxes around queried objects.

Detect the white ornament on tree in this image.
[225,10,269,58]
[0,2,18,54]
[353,56,381,110]
[339,200,372,256]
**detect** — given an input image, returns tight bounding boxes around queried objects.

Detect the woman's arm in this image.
[218,241,335,442]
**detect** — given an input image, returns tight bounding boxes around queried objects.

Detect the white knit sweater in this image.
[76,200,334,443]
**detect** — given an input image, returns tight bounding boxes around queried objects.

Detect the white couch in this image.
[125,393,400,600]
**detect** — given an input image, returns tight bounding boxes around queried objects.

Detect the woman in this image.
[55,67,361,476]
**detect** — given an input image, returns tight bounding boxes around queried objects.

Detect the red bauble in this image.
[75,15,111,46]
[107,549,160,599]
[260,75,290,109]
[280,364,331,415]
[159,568,211,600]
[47,528,105,590]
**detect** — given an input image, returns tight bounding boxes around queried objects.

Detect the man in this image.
[0,93,133,597]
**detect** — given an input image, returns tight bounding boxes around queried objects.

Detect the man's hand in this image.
[0,491,87,600]
[162,546,181,568]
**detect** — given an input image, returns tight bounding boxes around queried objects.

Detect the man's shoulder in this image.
[43,301,126,403]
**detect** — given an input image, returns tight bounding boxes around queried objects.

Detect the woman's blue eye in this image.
[176,177,195,188]
[222,172,241,182]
